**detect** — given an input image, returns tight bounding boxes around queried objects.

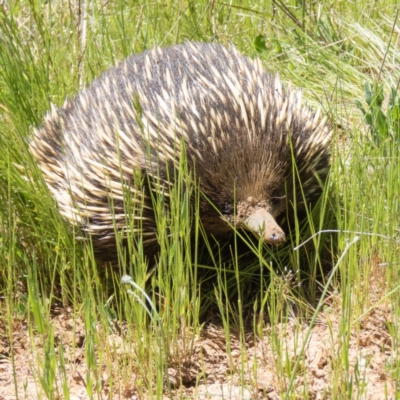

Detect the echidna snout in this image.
[244,209,285,245]
[235,199,286,245]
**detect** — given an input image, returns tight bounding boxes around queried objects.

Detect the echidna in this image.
[30,42,331,264]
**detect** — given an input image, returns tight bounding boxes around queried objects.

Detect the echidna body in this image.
[30,42,331,263]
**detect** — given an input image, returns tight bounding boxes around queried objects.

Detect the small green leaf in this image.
[254,34,267,53]
[375,85,384,108]
[354,100,367,116]
[375,109,388,138]
[365,112,372,126]
[392,104,400,121]
[364,82,372,106]
[273,38,282,54]
[388,88,397,109]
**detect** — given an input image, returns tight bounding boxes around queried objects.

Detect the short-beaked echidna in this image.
[30,42,331,264]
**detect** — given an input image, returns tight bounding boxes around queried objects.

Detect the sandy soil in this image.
[0,277,397,400]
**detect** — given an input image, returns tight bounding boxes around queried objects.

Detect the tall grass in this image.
[1,1,400,398]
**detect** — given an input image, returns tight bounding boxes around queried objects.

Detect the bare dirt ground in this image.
[0,273,397,400]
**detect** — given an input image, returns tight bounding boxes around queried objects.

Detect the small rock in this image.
[195,383,252,399]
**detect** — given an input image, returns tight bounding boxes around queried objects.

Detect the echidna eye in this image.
[222,203,234,215]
